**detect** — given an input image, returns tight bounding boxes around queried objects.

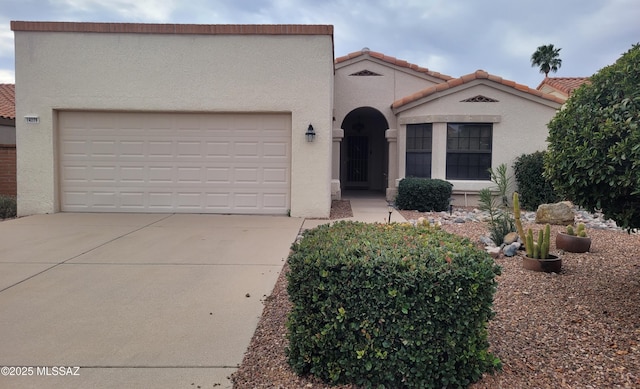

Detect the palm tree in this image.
[531,44,562,77]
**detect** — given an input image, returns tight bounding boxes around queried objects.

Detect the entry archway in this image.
[340,107,389,192]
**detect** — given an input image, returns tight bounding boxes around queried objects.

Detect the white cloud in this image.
[0,25,14,58]
[0,69,15,84]
[51,0,181,22]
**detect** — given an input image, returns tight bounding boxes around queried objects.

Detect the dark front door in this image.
[347,135,368,187]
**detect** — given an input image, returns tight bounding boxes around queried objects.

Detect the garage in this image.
[58,111,291,214]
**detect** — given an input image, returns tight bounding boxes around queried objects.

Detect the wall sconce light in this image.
[305,124,316,142]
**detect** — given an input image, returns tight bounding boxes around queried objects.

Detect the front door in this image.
[346,135,368,188]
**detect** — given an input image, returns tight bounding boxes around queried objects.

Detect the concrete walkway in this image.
[302,191,407,230]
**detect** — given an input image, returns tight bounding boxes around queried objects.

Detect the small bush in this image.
[286,221,501,388]
[395,177,453,211]
[0,195,16,219]
[513,151,560,210]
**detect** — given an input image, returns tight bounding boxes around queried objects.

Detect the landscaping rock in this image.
[480,236,495,247]
[503,232,519,245]
[485,246,501,258]
[535,202,575,225]
[502,242,521,257]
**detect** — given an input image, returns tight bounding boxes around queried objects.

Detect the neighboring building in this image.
[0,83,16,196]
[536,77,590,100]
[12,21,565,217]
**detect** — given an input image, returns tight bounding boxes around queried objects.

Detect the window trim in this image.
[445,123,492,180]
[405,123,433,178]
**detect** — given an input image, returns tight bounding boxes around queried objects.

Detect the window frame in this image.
[405,123,433,178]
[445,123,493,180]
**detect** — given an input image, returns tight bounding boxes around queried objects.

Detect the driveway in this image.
[0,213,303,388]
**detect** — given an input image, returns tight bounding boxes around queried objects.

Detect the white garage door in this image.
[59,111,291,214]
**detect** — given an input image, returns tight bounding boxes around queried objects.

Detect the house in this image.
[333,49,565,205]
[0,83,16,196]
[536,77,590,100]
[12,21,565,217]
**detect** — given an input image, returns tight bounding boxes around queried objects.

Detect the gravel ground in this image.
[231,206,640,388]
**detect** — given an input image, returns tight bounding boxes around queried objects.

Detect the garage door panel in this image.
[59,112,291,214]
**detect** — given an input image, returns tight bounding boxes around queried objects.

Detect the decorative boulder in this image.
[535,202,575,225]
[503,232,519,245]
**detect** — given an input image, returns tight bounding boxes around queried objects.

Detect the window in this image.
[406,124,432,178]
[446,123,492,180]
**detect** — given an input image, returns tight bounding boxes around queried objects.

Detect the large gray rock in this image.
[502,242,521,257]
[535,202,575,225]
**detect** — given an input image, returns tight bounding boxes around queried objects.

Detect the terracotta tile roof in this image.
[0,84,15,120]
[336,48,453,81]
[536,77,590,96]
[11,21,333,36]
[392,69,566,109]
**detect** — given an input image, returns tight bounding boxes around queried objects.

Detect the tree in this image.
[531,44,562,77]
[544,43,640,231]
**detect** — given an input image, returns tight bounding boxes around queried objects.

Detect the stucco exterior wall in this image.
[13,24,334,217]
[395,81,561,202]
[334,59,441,130]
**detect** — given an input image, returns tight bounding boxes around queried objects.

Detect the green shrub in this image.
[0,195,16,219]
[395,177,453,212]
[513,151,560,210]
[286,221,501,388]
[545,44,640,231]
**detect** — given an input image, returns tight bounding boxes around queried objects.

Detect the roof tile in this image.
[336,49,453,81]
[392,70,566,109]
[536,77,590,96]
[0,84,15,119]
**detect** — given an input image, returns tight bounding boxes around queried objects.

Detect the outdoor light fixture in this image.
[305,124,316,142]
[388,202,394,224]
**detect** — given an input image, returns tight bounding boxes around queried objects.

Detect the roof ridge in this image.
[336,48,453,81]
[392,69,565,109]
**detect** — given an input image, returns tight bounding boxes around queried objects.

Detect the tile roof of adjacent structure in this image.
[336,48,454,81]
[392,69,566,109]
[536,77,590,96]
[0,84,15,120]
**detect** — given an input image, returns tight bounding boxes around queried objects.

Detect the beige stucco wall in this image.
[14,27,333,217]
[334,57,442,131]
[395,81,561,205]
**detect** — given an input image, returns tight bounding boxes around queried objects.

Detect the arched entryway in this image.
[341,107,389,192]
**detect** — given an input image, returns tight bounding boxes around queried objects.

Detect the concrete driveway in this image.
[0,213,303,388]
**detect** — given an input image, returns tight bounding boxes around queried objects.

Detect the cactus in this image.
[513,192,553,259]
[566,225,575,236]
[513,192,526,244]
[525,228,534,257]
[576,223,587,237]
[541,224,551,259]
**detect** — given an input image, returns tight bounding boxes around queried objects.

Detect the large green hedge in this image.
[513,151,560,210]
[545,43,640,231]
[286,221,501,388]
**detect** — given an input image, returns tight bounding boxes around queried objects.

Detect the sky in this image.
[0,0,639,88]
